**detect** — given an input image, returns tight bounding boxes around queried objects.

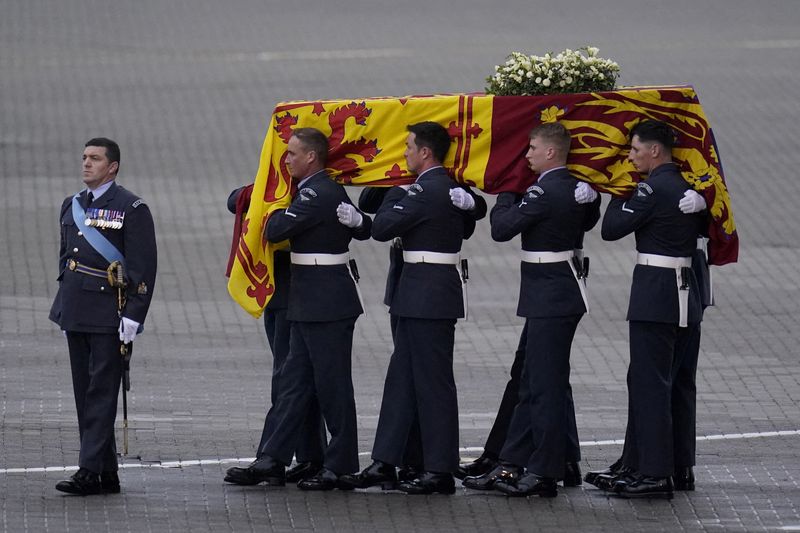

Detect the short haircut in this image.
[291,127,329,166]
[630,119,676,149]
[529,122,571,157]
[407,121,451,163]
[85,137,120,169]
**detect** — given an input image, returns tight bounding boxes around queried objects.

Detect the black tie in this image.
[85,191,94,209]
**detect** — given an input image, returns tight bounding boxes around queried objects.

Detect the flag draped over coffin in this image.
[228,86,738,317]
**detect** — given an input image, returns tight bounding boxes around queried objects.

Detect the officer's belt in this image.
[402,250,460,265]
[66,259,107,279]
[520,250,573,263]
[290,252,349,265]
[637,252,692,327]
[521,250,590,313]
[636,253,692,269]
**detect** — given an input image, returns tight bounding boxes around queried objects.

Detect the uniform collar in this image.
[296,169,327,190]
[415,165,444,181]
[649,162,679,177]
[537,166,566,182]
[86,180,115,201]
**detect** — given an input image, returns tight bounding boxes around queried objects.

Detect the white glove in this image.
[678,189,707,214]
[449,187,476,211]
[119,317,140,344]
[336,202,363,228]
[574,182,598,204]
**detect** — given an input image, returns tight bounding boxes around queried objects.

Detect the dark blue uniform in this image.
[49,182,157,474]
[359,184,486,470]
[601,162,705,478]
[370,167,474,474]
[490,168,600,478]
[258,171,371,475]
[227,187,325,466]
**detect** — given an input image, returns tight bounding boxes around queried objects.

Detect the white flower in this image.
[543,78,551,87]
[588,46,599,56]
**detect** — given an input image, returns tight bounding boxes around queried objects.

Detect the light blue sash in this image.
[71,194,125,267]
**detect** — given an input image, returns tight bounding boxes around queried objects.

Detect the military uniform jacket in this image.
[601,163,705,324]
[490,168,600,318]
[359,184,486,307]
[266,172,371,322]
[371,167,471,319]
[49,182,157,334]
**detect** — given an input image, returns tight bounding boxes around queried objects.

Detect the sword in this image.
[107,261,131,455]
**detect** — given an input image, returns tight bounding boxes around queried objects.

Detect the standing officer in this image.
[481,122,600,498]
[50,138,157,495]
[356,180,486,483]
[599,119,705,499]
[234,127,371,491]
[340,121,476,495]
[223,185,326,486]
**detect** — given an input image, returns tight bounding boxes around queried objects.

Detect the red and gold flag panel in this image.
[228,87,737,316]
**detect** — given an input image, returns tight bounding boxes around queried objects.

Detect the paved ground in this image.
[2,0,800,531]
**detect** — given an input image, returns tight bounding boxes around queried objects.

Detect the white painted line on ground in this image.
[2,429,798,474]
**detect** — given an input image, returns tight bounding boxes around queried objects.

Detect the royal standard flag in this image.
[228,86,738,317]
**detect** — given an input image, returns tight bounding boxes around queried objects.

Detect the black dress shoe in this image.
[561,462,582,487]
[100,471,121,494]
[593,466,636,492]
[673,466,695,491]
[297,468,347,491]
[613,474,674,499]
[397,471,455,495]
[398,464,422,483]
[494,473,558,498]
[584,457,623,487]
[224,456,285,486]
[56,468,103,495]
[338,460,398,490]
[462,463,523,490]
[286,461,322,483]
[455,454,498,480]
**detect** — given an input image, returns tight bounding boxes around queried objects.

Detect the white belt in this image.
[402,250,460,265]
[637,252,692,327]
[636,253,691,269]
[520,250,573,263]
[290,252,350,265]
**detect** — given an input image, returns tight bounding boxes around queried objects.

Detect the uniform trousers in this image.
[388,313,424,469]
[256,309,325,463]
[260,317,359,475]
[66,331,122,474]
[484,321,580,462]
[372,317,458,473]
[621,320,700,477]
[500,315,581,478]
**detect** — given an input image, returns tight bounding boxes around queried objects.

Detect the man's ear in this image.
[110,161,119,174]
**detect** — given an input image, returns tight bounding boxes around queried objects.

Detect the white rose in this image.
[565,76,573,84]
[543,78,551,87]
[588,46,599,56]
[559,80,566,87]
[535,77,542,84]
[526,71,534,78]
